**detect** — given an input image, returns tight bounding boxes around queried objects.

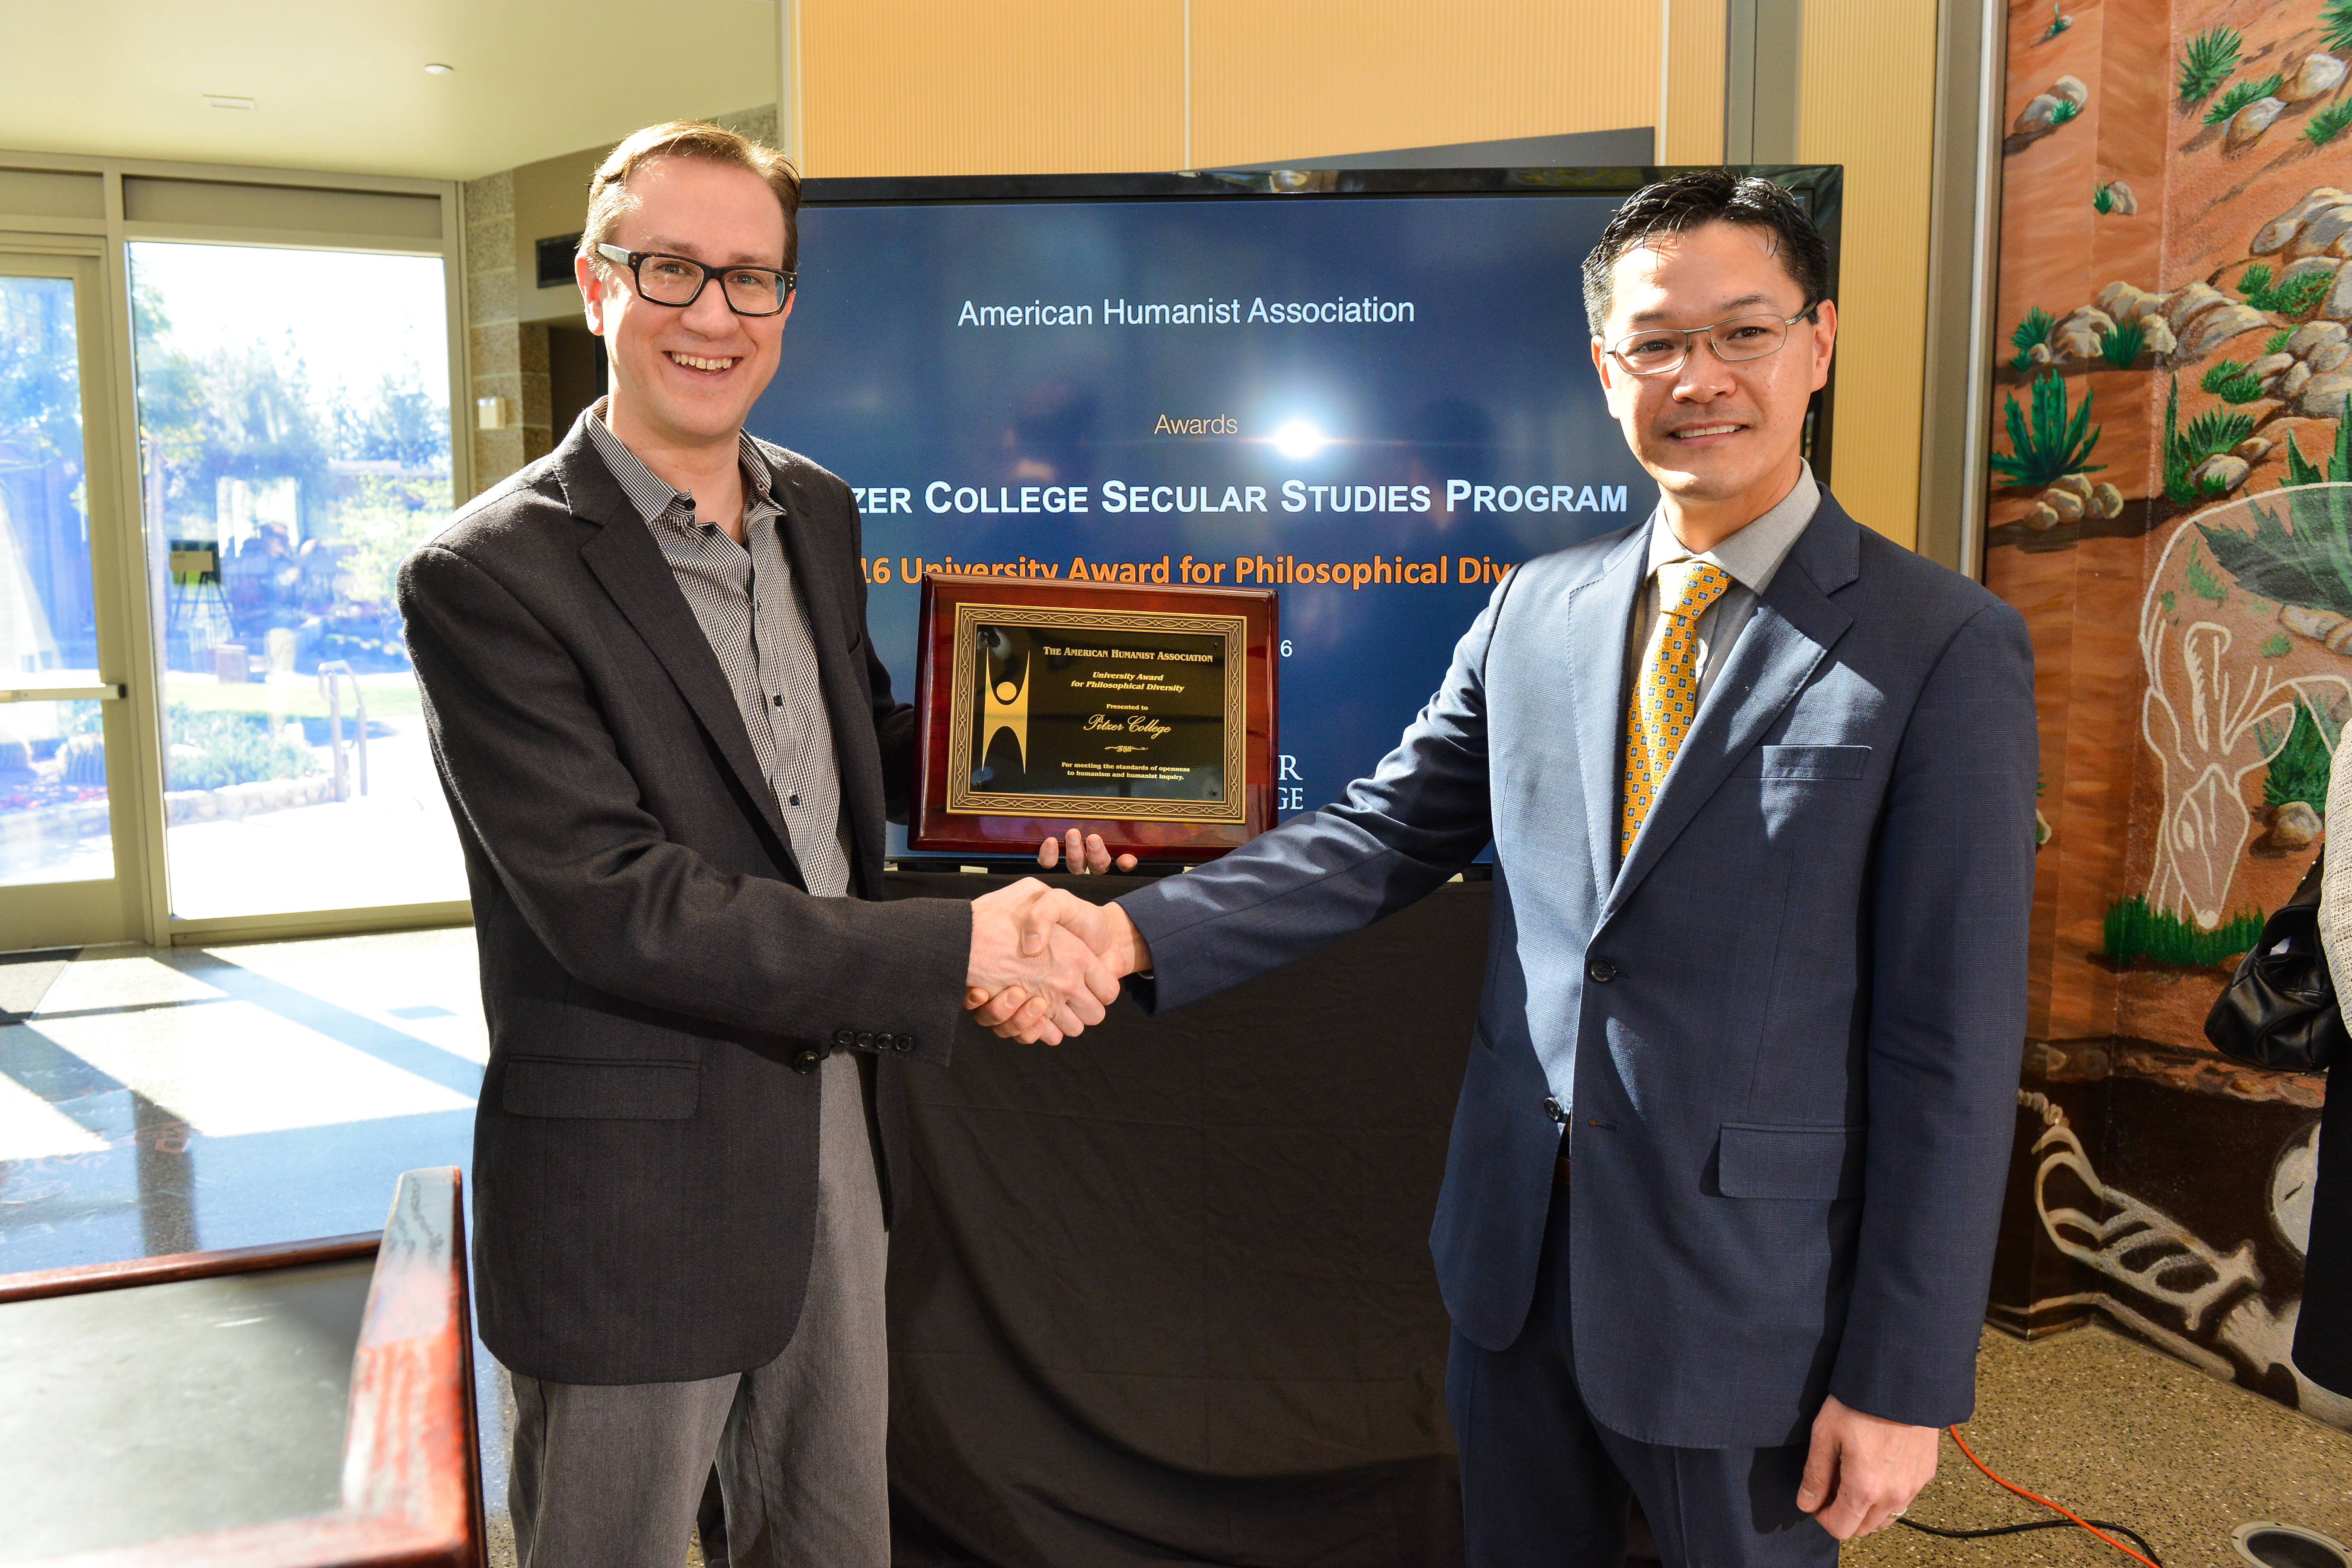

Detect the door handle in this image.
[0,683,126,702]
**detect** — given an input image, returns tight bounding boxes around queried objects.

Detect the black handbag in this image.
[2205,849,2347,1072]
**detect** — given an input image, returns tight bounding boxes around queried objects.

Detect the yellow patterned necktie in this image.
[1621,559,1732,856]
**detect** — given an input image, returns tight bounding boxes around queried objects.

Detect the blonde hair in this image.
[580,121,802,275]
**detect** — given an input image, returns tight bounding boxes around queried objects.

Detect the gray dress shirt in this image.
[585,404,852,898]
[1622,462,1821,717]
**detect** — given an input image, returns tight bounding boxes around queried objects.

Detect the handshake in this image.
[960,831,1151,1044]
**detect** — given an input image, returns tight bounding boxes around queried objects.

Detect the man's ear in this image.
[1807,299,1838,390]
[575,252,612,336]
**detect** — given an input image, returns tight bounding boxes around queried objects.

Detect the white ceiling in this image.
[0,0,781,182]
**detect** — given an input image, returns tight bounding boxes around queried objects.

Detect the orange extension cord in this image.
[1943,1425,2163,1568]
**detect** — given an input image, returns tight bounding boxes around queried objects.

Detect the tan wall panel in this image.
[1190,0,1657,168]
[802,1,1185,177]
[1798,0,1936,551]
[121,178,444,242]
[1659,0,1727,163]
[0,168,104,221]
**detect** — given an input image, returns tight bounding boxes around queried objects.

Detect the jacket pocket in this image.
[1729,744,1872,781]
[502,1056,701,1120]
[1717,1122,1865,1200]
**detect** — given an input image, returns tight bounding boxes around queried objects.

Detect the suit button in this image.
[856,1031,875,1050]
[833,1029,855,1049]
[792,1049,824,1075]
[873,1032,896,1051]
[1543,1096,1567,1124]
[895,1034,916,1053]
[1587,958,1617,983]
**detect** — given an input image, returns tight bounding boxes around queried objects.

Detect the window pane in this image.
[0,274,111,886]
[0,700,110,887]
[128,244,465,918]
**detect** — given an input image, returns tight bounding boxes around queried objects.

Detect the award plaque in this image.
[911,574,1278,860]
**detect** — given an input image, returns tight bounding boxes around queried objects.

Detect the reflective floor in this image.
[4,933,2347,1568]
[0,930,482,1268]
[0,929,514,1548]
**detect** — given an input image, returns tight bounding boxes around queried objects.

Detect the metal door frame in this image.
[0,153,472,946]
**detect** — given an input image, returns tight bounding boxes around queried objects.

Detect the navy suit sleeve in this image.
[1826,600,2037,1427]
[1117,582,1506,1012]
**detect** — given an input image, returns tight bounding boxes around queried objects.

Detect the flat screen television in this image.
[747,165,1842,861]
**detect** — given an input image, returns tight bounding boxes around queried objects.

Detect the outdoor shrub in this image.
[1992,372,2103,487]
[2049,98,2083,126]
[2098,320,2147,368]
[2267,330,2294,356]
[2308,100,2352,147]
[2178,26,2243,101]
[165,706,319,793]
[2093,183,2116,214]
[2201,358,2268,403]
[57,734,104,788]
[2204,74,2282,128]
[2101,895,2263,968]
[2261,632,2294,657]
[2326,0,2352,55]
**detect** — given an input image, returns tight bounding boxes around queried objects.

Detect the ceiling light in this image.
[424,63,454,75]
[203,95,256,111]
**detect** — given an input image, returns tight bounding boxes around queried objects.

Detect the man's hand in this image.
[966,879,1121,1045]
[1038,828,1139,875]
[965,889,1153,1043]
[1796,1395,1938,1541]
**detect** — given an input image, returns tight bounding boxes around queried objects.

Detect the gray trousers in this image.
[509,1053,889,1568]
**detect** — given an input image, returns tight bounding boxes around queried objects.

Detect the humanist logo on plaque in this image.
[912,575,1277,860]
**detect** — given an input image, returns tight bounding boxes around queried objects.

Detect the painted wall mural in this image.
[1982,0,2349,1428]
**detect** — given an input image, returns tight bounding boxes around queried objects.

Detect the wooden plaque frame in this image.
[912,574,1277,860]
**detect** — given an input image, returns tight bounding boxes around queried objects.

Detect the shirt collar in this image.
[1643,461,1819,595]
[584,397,779,529]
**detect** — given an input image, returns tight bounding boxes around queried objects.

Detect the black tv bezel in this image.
[796,164,1844,481]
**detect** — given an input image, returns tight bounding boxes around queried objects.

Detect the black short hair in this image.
[1581,170,1830,337]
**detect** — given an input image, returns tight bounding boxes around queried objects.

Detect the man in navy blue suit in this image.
[982,171,2038,1566]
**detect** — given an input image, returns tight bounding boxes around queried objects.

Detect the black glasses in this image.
[1604,303,1819,377]
[594,244,796,317]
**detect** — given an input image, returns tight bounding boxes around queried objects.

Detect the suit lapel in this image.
[1602,494,1861,922]
[561,429,798,865]
[1560,527,1651,911]
[767,457,889,885]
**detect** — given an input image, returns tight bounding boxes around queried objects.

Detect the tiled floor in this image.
[6,931,2352,1568]
[0,930,484,1268]
[0,929,513,1553]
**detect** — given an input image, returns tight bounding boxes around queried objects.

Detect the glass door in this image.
[0,253,140,950]
[124,242,468,922]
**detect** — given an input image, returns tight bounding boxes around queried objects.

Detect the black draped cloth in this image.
[881,871,1491,1567]
[2294,1065,2352,1395]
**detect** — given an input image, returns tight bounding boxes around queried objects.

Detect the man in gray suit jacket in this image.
[986,172,2038,1565]
[401,121,1113,1568]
